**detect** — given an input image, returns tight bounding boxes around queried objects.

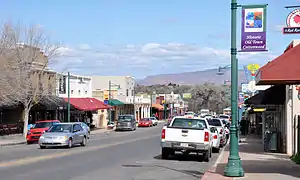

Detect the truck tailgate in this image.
[165,128,204,143]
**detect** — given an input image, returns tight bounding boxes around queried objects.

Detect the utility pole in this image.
[224,0,244,177]
[67,72,70,122]
[150,92,153,116]
[108,80,111,125]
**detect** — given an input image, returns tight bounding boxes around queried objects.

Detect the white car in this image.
[209,126,221,153]
[207,118,226,147]
[184,111,195,118]
[150,117,159,126]
[161,116,213,162]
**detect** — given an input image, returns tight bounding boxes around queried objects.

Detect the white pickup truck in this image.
[161,116,213,162]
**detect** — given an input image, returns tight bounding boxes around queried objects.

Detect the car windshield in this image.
[208,119,222,126]
[48,124,72,133]
[34,122,53,128]
[118,116,132,122]
[170,118,207,129]
[219,115,229,119]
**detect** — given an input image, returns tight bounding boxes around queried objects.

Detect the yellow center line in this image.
[0,134,158,168]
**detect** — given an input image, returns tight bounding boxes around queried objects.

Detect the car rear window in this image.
[170,118,207,129]
[208,119,222,126]
[118,116,132,121]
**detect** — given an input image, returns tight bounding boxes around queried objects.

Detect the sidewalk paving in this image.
[202,135,300,180]
[0,128,115,147]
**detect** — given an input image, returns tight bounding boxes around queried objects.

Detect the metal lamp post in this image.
[108,80,120,125]
[150,91,156,117]
[224,0,244,177]
[67,72,71,122]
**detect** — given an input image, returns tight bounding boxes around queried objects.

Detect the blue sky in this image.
[1,0,299,78]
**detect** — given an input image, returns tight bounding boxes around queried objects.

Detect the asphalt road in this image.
[0,125,220,180]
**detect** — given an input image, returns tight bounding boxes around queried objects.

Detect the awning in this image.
[244,85,285,105]
[63,98,110,111]
[152,104,164,110]
[108,99,124,106]
[256,44,300,85]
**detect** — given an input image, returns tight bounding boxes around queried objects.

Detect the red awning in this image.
[256,44,300,85]
[63,98,110,111]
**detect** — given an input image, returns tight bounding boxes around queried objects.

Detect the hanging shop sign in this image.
[240,5,268,52]
[283,9,300,34]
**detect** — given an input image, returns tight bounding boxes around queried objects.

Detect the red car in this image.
[138,118,153,127]
[26,120,60,144]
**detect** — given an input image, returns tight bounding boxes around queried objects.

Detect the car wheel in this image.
[67,138,73,148]
[161,148,170,159]
[40,145,46,149]
[80,137,87,146]
[203,150,210,162]
[213,147,220,153]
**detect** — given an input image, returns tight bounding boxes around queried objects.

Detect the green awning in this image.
[108,99,124,106]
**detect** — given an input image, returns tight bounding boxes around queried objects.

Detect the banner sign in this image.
[241,5,268,52]
[59,75,66,94]
[283,9,300,34]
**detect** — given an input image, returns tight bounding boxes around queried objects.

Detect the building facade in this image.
[57,73,92,98]
[91,76,135,103]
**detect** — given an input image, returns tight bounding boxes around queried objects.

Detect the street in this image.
[0,125,219,180]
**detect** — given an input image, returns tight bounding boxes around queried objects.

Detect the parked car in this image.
[78,122,90,139]
[149,117,159,126]
[26,120,60,144]
[184,111,194,118]
[38,123,89,149]
[207,118,227,147]
[210,126,221,153]
[138,118,153,127]
[161,116,213,162]
[115,115,136,131]
[221,120,231,140]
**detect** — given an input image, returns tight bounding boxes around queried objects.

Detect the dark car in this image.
[115,115,136,131]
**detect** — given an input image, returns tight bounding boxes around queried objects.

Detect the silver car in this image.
[38,123,88,149]
[78,122,90,139]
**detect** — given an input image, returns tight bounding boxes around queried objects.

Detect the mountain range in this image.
[137,68,249,85]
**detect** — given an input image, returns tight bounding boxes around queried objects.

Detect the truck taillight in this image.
[161,129,166,139]
[213,135,218,139]
[204,132,209,142]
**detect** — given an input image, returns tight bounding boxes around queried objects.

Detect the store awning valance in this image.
[108,99,124,106]
[152,104,164,110]
[63,98,110,111]
[256,44,300,85]
[244,85,285,105]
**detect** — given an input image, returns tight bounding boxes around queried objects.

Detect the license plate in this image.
[180,143,189,147]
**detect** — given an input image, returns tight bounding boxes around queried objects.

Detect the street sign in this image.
[104,100,108,104]
[283,9,300,34]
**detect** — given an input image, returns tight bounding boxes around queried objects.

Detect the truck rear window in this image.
[208,119,222,126]
[170,118,207,129]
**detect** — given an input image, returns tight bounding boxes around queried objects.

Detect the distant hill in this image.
[137,68,248,85]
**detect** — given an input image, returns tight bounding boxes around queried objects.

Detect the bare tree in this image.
[0,22,60,136]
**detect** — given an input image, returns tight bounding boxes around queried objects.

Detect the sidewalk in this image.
[202,135,300,180]
[0,128,114,146]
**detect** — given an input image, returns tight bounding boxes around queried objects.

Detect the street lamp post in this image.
[224,0,244,177]
[150,91,156,117]
[107,80,120,125]
[67,72,70,123]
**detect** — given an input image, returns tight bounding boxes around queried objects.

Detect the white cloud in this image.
[51,43,278,78]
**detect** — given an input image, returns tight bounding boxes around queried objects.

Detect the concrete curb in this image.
[0,141,26,147]
[201,142,231,180]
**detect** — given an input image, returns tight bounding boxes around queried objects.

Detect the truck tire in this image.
[203,150,210,162]
[161,148,170,159]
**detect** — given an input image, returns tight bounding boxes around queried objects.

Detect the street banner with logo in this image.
[283,9,300,34]
[240,5,268,52]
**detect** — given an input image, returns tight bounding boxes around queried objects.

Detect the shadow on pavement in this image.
[122,163,204,178]
[153,153,204,162]
[216,160,300,179]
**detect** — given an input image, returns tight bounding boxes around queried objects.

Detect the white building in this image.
[57,73,92,98]
[91,76,135,104]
